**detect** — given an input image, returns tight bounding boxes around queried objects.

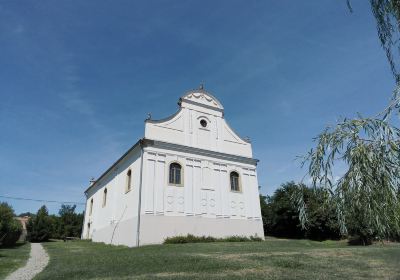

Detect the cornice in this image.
[144,139,258,165]
[180,98,224,113]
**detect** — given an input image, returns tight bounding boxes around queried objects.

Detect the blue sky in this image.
[0,1,395,215]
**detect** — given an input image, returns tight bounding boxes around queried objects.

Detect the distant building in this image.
[82,88,264,247]
[15,216,30,242]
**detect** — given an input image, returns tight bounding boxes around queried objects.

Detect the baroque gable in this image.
[145,88,252,157]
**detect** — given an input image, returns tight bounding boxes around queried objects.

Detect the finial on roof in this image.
[146,113,152,120]
[244,136,251,143]
[199,83,204,90]
[89,177,96,186]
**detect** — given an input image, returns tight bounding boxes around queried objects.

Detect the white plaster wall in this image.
[141,147,261,219]
[139,146,263,244]
[82,146,142,246]
[139,215,264,245]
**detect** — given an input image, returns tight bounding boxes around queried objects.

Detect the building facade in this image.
[82,89,264,247]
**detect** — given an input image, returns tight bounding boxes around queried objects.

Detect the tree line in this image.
[0,202,83,247]
[2,181,399,247]
[260,182,400,244]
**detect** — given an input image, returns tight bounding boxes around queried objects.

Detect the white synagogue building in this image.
[81,88,264,247]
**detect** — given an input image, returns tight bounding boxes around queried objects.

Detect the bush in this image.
[164,234,262,244]
[0,202,22,247]
[2,220,22,247]
[164,234,216,244]
[224,236,252,242]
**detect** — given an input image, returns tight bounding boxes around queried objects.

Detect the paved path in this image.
[6,243,49,280]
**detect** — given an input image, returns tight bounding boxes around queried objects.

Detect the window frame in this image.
[86,222,91,239]
[200,119,208,128]
[89,198,93,216]
[229,171,241,192]
[102,188,107,207]
[197,116,211,131]
[168,161,184,187]
[125,169,132,193]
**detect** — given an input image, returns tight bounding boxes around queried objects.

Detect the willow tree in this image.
[297,1,400,243]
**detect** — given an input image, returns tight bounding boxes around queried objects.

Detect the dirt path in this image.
[6,243,49,280]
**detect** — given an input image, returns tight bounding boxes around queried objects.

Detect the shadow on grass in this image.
[0,242,28,258]
[30,239,59,243]
[0,242,27,249]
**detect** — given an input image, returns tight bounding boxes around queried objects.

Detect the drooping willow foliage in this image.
[296,1,400,241]
[369,0,400,82]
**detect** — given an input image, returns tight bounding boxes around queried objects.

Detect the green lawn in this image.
[0,242,31,279]
[36,239,400,280]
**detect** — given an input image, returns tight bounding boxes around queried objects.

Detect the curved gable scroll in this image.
[146,109,184,132]
[179,89,224,112]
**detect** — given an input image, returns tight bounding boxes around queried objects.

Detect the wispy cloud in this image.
[61,91,94,116]
[58,54,110,132]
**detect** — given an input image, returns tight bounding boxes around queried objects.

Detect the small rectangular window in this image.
[102,188,107,207]
[89,199,93,216]
[126,169,132,192]
[169,163,182,185]
[86,223,91,239]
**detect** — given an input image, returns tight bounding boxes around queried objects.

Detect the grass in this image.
[36,238,400,280]
[0,242,31,279]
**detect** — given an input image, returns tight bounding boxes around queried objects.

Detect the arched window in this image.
[102,188,107,207]
[86,222,91,239]
[169,163,182,185]
[89,199,93,216]
[126,169,132,192]
[230,171,240,192]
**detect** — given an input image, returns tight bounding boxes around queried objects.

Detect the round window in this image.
[200,119,207,128]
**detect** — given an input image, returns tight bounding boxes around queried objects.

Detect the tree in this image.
[263,182,340,240]
[265,182,305,238]
[304,188,341,241]
[57,204,83,239]
[25,204,83,241]
[0,202,22,247]
[259,193,270,235]
[27,205,52,242]
[297,1,400,243]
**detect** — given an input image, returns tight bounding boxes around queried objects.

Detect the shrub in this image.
[164,234,262,244]
[2,220,22,247]
[164,234,216,244]
[224,236,251,242]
